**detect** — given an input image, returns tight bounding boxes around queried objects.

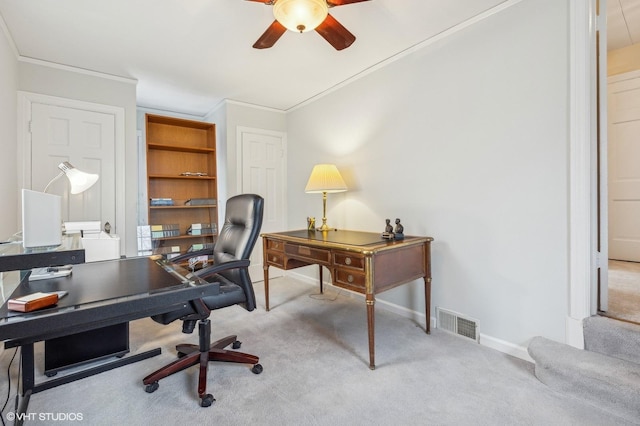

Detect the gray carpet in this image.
[0,276,634,425]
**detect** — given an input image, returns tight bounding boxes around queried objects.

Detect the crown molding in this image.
[18,56,137,85]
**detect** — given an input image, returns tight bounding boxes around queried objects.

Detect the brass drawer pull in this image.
[345,257,352,265]
[272,256,278,262]
[347,274,354,283]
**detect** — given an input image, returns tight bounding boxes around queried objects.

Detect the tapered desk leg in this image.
[366,294,375,370]
[425,277,431,334]
[264,265,270,311]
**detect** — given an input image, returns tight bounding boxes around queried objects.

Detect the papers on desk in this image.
[29,266,72,281]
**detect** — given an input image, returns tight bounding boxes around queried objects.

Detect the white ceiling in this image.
[0,0,511,115]
[0,1,636,116]
[608,0,640,50]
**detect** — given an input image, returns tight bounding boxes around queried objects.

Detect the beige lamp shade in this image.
[273,0,329,33]
[305,164,347,193]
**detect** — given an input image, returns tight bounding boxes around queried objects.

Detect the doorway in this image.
[602,0,640,324]
[17,92,126,249]
[605,70,640,324]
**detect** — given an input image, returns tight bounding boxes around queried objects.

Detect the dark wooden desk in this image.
[261,230,433,369]
[0,256,218,421]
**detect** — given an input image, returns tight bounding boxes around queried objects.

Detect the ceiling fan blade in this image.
[315,14,356,50]
[253,20,287,49]
[327,0,371,6]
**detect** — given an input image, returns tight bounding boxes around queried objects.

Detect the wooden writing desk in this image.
[261,229,433,369]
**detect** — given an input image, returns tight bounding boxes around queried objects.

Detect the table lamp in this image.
[22,162,99,248]
[304,164,347,232]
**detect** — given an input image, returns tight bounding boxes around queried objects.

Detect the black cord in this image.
[1,348,19,426]
[15,349,21,413]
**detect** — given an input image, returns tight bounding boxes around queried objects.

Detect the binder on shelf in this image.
[151,224,180,239]
[185,198,216,206]
[150,198,174,206]
[187,223,217,235]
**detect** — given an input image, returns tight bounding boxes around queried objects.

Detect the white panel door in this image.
[608,75,640,262]
[30,103,116,230]
[240,128,286,281]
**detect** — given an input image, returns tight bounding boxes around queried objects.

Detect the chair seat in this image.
[151,275,246,325]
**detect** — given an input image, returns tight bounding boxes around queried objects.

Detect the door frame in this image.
[16,91,126,243]
[568,0,601,348]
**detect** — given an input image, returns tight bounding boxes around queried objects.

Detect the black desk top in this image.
[0,257,218,344]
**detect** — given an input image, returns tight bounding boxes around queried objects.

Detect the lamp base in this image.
[316,224,337,232]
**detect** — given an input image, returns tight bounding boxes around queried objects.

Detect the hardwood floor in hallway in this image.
[603,260,640,324]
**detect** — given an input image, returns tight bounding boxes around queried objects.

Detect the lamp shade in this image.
[273,0,329,33]
[58,161,99,194]
[305,164,347,193]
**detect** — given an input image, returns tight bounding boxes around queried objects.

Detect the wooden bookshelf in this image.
[145,114,218,255]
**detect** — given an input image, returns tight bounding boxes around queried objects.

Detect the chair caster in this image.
[177,352,186,358]
[200,393,215,407]
[251,363,263,374]
[232,340,241,349]
[45,371,57,378]
[145,382,159,393]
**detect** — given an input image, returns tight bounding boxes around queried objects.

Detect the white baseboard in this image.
[566,315,585,349]
[286,271,533,363]
[480,334,533,363]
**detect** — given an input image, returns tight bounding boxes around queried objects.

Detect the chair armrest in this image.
[170,248,214,264]
[194,259,250,281]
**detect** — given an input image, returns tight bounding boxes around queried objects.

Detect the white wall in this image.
[286,0,569,348]
[207,101,286,221]
[17,61,139,256]
[0,23,18,239]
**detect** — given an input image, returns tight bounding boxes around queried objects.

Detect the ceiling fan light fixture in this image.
[273,0,329,33]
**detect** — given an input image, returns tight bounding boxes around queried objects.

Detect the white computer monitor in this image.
[22,189,62,248]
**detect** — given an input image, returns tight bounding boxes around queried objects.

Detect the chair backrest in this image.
[213,194,264,299]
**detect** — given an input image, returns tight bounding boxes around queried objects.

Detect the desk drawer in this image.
[334,269,365,291]
[266,252,285,268]
[266,239,284,252]
[284,244,331,265]
[333,251,365,270]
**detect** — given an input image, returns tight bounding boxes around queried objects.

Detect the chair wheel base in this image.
[201,393,215,407]
[232,340,241,349]
[145,382,159,393]
[251,363,263,374]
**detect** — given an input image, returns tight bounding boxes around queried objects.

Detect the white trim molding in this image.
[567,0,598,349]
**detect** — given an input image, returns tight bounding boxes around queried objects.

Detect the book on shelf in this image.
[187,223,217,235]
[187,243,215,252]
[184,198,216,206]
[151,224,180,239]
[154,246,181,255]
[150,198,174,206]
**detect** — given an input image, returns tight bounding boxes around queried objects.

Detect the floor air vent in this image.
[436,307,479,342]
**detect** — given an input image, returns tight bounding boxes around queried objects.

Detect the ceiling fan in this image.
[248,0,371,50]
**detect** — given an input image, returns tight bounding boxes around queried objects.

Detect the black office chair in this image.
[143,193,264,407]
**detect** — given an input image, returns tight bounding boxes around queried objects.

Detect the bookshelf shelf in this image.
[146,114,218,256]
